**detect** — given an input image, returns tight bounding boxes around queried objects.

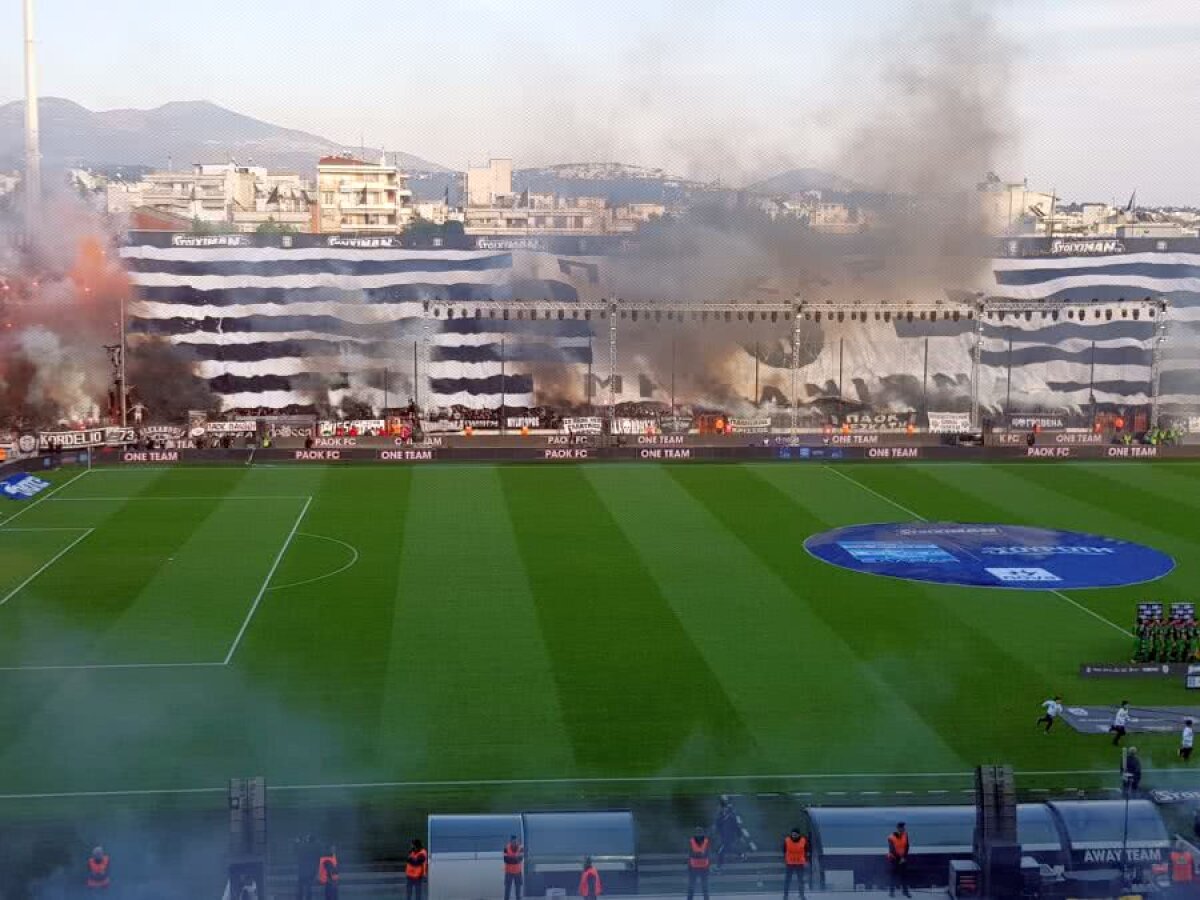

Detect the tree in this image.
[189,217,241,235]
[255,217,297,235]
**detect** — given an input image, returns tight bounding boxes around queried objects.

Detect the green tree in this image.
[255,217,297,234]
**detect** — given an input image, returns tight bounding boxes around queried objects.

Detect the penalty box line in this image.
[0,528,94,608]
[0,468,92,529]
[821,465,1129,637]
[222,495,313,665]
[0,494,313,673]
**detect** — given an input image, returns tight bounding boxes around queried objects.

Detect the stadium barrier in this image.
[87,443,1200,466]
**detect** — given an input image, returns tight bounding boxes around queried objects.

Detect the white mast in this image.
[23,0,42,231]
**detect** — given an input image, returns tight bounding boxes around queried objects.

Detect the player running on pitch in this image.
[1182,720,1195,762]
[1036,696,1063,733]
[1110,701,1131,746]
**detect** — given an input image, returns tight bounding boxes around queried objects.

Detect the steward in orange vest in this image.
[579,857,602,899]
[783,829,809,900]
[504,835,525,900]
[687,828,711,900]
[406,839,428,900]
[86,846,110,890]
[1171,847,1195,883]
[317,847,339,900]
[887,823,911,898]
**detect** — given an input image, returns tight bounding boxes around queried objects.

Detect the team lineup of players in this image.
[1133,602,1198,662]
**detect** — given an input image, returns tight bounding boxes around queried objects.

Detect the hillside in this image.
[0,98,449,173]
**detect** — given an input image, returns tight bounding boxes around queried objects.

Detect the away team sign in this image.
[0,473,52,501]
[804,522,1174,589]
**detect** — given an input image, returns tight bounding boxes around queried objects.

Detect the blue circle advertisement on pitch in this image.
[804,522,1174,589]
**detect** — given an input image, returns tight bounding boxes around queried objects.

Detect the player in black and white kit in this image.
[1036,696,1063,733]
[1110,701,1130,745]
[1182,719,1194,762]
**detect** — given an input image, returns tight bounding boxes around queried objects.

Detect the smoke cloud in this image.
[532,0,1014,415]
[0,187,215,430]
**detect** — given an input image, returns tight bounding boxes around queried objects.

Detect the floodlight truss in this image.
[420,296,1169,426]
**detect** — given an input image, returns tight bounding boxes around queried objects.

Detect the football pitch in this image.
[2,460,1200,812]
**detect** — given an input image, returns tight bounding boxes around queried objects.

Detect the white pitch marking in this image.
[823,464,927,521]
[0,527,93,532]
[0,768,1141,800]
[222,496,313,665]
[267,533,359,592]
[822,464,1130,636]
[0,661,225,673]
[1047,588,1129,636]
[0,529,94,607]
[48,496,311,502]
[0,468,91,528]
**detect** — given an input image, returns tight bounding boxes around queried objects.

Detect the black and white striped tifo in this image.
[119,238,1200,414]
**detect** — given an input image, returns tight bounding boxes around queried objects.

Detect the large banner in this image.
[38,427,136,449]
[562,417,604,435]
[1008,412,1068,431]
[833,412,916,431]
[927,412,972,434]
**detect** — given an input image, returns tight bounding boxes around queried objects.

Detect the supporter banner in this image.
[318,419,385,436]
[928,412,972,434]
[0,473,51,500]
[612,417,657,435]
[562,417,603,435]
[729,418,772,434]
[268,423,314,438]
[1009,412,1068,431]
[203,420,258,435]
[506,416,540,430]
[834,412,916,431]
[660,415,692,434]
[1188,416,1200,434]
[38,427,136,449]
[140,426,187,441]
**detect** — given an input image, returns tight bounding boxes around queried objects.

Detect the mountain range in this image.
[0,98,449,174]
[0,98,856,203]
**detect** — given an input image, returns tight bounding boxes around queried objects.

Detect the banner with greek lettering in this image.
[38,427,136,449]
[927,412,972,434]
[562,417,603,435]
[729,418,772,434]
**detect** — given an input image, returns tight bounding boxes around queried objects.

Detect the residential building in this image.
[466,158,513,207]
[976,175,1056,234]
[317,155,413,233]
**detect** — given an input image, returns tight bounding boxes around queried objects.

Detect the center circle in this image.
[803,522,1175,590]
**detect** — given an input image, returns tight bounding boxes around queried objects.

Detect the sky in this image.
[2,0,1199,204]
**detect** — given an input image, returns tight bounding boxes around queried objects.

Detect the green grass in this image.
[1,460,1199,817]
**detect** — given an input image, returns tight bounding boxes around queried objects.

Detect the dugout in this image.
[1045,800,1170,876]
[427,814,523,900]
[521,811,637,896]
[808,804,1071,890]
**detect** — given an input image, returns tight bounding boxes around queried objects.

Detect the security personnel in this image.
[503,834,525,900]
[406,838,428,900]
[86,846,111,891]
[687,827,711,900]
[887,823,910,898]
[1171,845,1195,888]
[782,828,808,899]
[579,857,602,899]
[317,845,339,900]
